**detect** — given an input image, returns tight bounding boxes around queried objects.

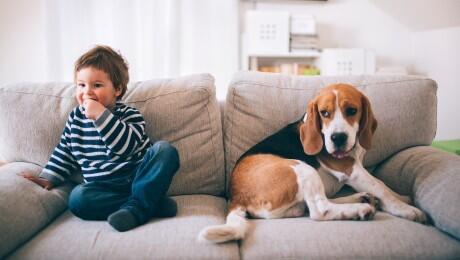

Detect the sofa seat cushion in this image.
[224,72,437,189]
[7,195,239,260]
[0,73,225,196]
[0,163,72,259]
[240,213,460,259]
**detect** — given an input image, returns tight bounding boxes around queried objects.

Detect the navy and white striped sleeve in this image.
[93,107,148,157]
[39,111,79,186]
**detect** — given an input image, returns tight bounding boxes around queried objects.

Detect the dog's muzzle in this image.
[330,132,351,159]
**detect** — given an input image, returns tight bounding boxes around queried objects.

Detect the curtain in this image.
[43,0,238,99]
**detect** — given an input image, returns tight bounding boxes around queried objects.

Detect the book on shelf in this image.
[259,63,320,76]
[290,34,320,51]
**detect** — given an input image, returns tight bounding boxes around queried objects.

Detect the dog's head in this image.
[300,84,377,158]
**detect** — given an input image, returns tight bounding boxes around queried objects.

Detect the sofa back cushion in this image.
[224,71,437,190]
[0,74,225,196]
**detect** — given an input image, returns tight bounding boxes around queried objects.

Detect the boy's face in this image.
[75,67,121,109]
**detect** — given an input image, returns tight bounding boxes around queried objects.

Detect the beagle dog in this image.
[198,83,427,243]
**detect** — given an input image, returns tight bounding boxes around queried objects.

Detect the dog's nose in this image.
[331,132,348,147]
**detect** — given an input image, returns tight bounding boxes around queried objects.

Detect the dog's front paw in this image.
[358,192,380,210]
[400,205,427,224]
[381,198,427,224]
[386,202,427,224]
[357,204,376,221]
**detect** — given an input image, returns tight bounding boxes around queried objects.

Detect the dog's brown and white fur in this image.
[199,83,426,243]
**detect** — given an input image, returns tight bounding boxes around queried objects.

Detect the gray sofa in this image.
[0,71,459,259]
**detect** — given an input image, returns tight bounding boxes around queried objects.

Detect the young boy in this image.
[21,45,180,232]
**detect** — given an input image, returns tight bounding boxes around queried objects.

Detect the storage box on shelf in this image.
[244,10,321,76]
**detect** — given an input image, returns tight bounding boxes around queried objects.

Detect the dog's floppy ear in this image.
[300,100,323,155]
[359,95,378,150]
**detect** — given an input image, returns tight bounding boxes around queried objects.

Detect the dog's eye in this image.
[346,107,357,116]
[320,110,330,118]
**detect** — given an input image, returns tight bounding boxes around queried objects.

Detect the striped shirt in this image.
[40,102,151,185]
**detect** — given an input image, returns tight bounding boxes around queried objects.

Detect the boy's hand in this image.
[83,99,105,120]
[20,172,54,190]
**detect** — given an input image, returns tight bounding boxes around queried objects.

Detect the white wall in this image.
[0,0,48,82]
[411,27,460,140]
[1,0,459,140]
[241,0,460,140]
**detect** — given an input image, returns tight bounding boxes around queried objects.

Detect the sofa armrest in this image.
[374,146,460,239]
[0,162,72,258]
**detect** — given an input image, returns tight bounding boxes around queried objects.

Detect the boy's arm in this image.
[39,113,79,186]
[93,107,149,157]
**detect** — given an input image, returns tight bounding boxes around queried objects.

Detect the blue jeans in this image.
[68,141,180,224]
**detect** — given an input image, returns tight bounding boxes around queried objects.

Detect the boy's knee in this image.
[68,185,93,219]
[151,141,180,167]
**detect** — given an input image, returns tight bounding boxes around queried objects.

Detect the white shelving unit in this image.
[246,50,321,71]
[242,10,376,76]
[241,9,322,75]
[244,48,377,76]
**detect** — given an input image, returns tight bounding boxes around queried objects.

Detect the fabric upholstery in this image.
[2,72,459,260]
[240,213,460,260]
[374,146,460,240]
[0,162,72,259]
[0,74,225,196]
[0,82,76,168]
[7,195,239,260]
[224,71,437,190]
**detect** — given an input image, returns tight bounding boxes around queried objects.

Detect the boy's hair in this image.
[74,45,129,100]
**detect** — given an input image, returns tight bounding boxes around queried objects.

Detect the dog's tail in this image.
[198,206,249,243]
